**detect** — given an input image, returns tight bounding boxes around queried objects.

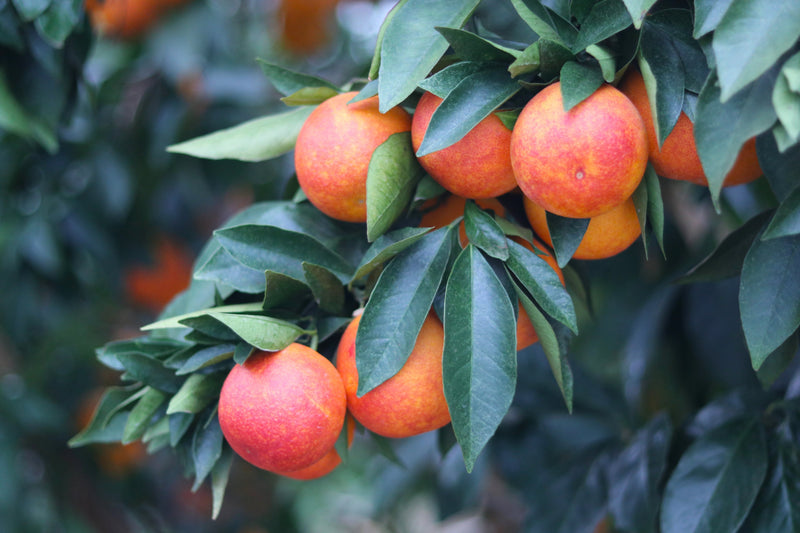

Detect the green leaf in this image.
[193,249,267,294]
[763,185,800,239]
[679,211,773,284]
[233,342,254,365]
[755,334,799,388]
[508,0,577,47]
[280,86,339,106]
[639,21,685,146]
[214,224,355,283]
[586,44,617,82]
[169,413,194,447]
[355,226,456,395]
[256,60,339,96]
[303,262,345,315]
[211,447,234,520]
[559,61,604,111]
[712,0,800,101]
[142,303,265,331]
[11,0,51,21]
[208,313,307,352]
[416,66,520,156]
[645,164,665,256]
[773,53,800,145]
[0,70,57,153]
[33,0,81,48]
[646,9,708,93]
[620,0,657,28]
[538,39,576,81]
[695,72,776,206]
[570,0,632,53]
[192,414,224,490]
[176,344,235,375]
[123,387,167,444]
[608,415,673,533]
[739,230,800,368]
[377,0,480,112]
[366,132,426,241]
[367,0,407,80]
[660,418,768,533]
[352,226,431,282]
[742,431,800,532]
[545,212,590,267]
[168,373,226,415]
[118,353,184,394]
[349,79,379,104]
[513,286,573,411]
[435,27,520,62]
[418,61,487,98]
[463,200,509,260]
[264,270,310,310]
[443,246,517,472]
[505,239,577,333]
[508,42,540,78]
[68,387,142,447]
[167,106,314,162]
[758,135,800,201]
[693,0,735,38]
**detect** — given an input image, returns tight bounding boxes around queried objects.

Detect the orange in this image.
[218,344,346,473]
[418,194,506,246]
[276,0,340,55]
[411,91,518,199]
[336,313,450,439]
[510,82,648,219]
[294,91,412,223]
[85,0,162,39]
[275,416,355,480]
[523,196,641,260]
[619,70,762,187]
[124,237,194,314]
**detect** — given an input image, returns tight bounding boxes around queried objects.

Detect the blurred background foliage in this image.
[1,0,798,532]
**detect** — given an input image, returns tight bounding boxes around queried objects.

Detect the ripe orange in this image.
[218,344,346,473]
[275,416,355,480]
[510,82,648,219]
[411,91,518,199]
[124,237,193,314]
[294,91,412,223]
[85,0,162,39]
[523,196,641,260]
[619,70,762,187]
[276,0,340,55]
[336,313,450,439]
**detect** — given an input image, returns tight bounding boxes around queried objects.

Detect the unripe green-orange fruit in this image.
[294,91,412,222]
[511,82,648,219]
[411,91,518,199]
[218,344,346,473]
[619,69,762,187]
[336,313,450,438]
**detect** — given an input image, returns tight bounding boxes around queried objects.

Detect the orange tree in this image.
[71,1,800,531]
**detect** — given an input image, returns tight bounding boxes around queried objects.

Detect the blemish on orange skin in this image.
[411,92,518,199]
[510,82,648,219]
[294,91,412,223]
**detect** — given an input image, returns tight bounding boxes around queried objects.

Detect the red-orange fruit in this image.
[619,70,762,187]
[218,344,346,473]
[523,196,641,260]
[510,82,648,219]
[275,416,355,480]
[336,313,450,439]
[411,91,518,199]
[294,91,412,223]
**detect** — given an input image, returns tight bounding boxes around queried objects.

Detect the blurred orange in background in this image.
[124,236,194,314]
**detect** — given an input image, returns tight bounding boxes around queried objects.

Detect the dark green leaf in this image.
[660,418,768,533]
[773,54,800,145]
[509,0,577,47]
[416,66,520,156]
[742,432,800,533]
[586,44,617,82]
[355,226,456,395]
[169,413,194,447]
[418,61,487,98]
[208,313,307,352]
[514,286,573,411]
[508,42,540,78]
[559,61,604,111]
[33,0,81,48]
[233,342,254,365]
[303,262,345,315]
[215,224,354,283]
[443,246,517,472]
[280,86,339,106]
[695,72,777,206]
[680,211,773,283]
[118,353,184,394]
[639,22,685,146]
[123,387,167,444]
[693,0,735,38]
[263,270,310,310]
[463,200,509,260]
[571,0,632,53]
[740,230,800,368]
[506,239,577,333]
[620,0,657,28]
[646,10,708,93]
[211,447,234,520]
[545,211,590,267]
[538,39,576,81]
[367,132,426,241]
[176,344,235,375]
[609,415,673,533]
[349,79,379,103]
[712,0,800,101]
[435,27,519,62]
[758,134,800,202]
[645,164,665,256]
[256,60,339,96]
[96,337,186,370]
[11,0,51,21]
[763,185,800,239]
[0,70,57,152]
[352,226,431,282]
[192,414,224,490]
[377,0,480,112]
[142,303,264,332]
[178,316,240,342]
[68,387,142,447]
[167,107,314,162]
[756,334,799,388]
[168,373,226,415]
